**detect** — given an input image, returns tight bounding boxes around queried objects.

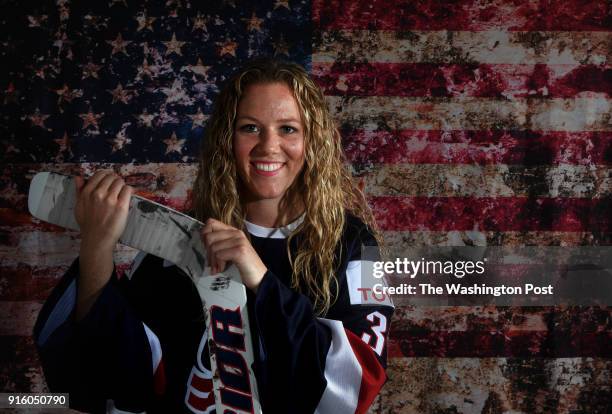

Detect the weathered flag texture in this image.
[1,0,611,412]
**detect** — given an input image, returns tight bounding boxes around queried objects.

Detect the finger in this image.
[205,223,241,273]
[216,259,227,274]
[201,220,213,269]
[117,184,133,209]
[209,237,244,260]
[207,246,214,274]
[84,170,112,193]
[202,220,239,273]
[209,237,243,274]
[201,219,214,235]
[206,218,235,232]
[208,231,242,274]
[209,246,216,274]
[74,176,85,196]
[203,229,240,246]
[107,176,126,201]
[93,173,119,197]
[200,221,214,271]
[213,240,245,265]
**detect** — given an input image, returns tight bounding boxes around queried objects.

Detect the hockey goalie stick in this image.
[28,172,263,414]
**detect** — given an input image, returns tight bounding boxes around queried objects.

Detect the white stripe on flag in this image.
[314,30,611,65]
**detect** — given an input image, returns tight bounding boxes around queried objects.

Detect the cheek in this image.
[233,136,251,166]
[287,139,305,164]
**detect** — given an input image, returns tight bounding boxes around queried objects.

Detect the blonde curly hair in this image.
[191,58,381,315]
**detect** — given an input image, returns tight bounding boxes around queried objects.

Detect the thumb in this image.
[74,176,85,195]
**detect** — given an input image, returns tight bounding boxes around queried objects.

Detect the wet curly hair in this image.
[191,57,381,315]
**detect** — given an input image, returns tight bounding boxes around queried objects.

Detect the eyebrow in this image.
[236,115,301,123]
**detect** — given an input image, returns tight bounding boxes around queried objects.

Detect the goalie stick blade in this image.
[28,171,48,220]
[28,172,209,277]
[28,171,80,231]
[28,172,263,414]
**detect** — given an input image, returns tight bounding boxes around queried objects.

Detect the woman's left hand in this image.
[201,218,267,292]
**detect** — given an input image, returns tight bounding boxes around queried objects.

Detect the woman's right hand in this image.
[74,170,133,320]
[75,170,134,253]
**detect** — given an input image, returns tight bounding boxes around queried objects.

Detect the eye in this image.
[239,124,259,133]
[280,125,297,134]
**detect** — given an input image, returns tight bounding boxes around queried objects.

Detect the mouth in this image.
[251,161,285,176]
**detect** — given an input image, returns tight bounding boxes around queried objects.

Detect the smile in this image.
[251,162,285,176]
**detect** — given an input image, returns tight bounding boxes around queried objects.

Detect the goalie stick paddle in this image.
[28,172,263,414]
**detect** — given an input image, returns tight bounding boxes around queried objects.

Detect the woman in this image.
[34,58,394,413]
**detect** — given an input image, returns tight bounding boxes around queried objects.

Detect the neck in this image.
[244,198,304,228]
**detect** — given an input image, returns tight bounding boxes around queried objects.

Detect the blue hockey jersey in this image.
[33,214,394,413]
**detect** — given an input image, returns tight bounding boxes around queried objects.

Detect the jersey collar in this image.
[245,213,305,239]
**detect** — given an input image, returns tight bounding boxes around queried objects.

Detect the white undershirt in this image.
[244,214,305,239]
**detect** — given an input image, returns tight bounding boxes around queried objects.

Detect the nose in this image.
[256,127,281,153]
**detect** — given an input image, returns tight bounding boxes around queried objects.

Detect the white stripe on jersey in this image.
[142,323,162,373]
[314,318,362,414]
[36,278,76,346]
[122,253,165,375]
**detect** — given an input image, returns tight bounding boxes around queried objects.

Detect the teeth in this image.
[254,163,283,172]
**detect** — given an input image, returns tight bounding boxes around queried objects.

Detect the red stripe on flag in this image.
[343,130,612,165]
[388,331,612,358]
[312,0,611,31]
[314,63,612,98]
[389,306,612,332]
[370,196,611,231]
[0,265,131,302]
[0,209,60,229]
[0,337,44,392]
[0,266,62,300]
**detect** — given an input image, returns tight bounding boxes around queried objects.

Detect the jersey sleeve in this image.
[32,252,191,413]
[253,217,394,414]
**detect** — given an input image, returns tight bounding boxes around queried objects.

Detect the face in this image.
[233,82,305,204]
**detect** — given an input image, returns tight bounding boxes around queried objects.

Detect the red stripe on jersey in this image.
[344,329,386,414]
[153,358,166,396]
[187,390,216,412]
[189,372,213,393]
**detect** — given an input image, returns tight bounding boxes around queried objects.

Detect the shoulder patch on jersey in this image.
[345,260,394,307]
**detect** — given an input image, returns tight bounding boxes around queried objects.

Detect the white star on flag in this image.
[163,131,185,154]
[188,108,208,129]
[107,33,131,55]
[164,32,185,56]
[108,83,133,104]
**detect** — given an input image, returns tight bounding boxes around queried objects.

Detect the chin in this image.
[253,191,284,200]
[243,185,283,200]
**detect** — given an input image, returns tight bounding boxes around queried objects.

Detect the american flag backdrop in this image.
[1,0,611,412]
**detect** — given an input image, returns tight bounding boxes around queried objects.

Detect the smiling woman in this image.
[190,58,395,413]
[233,82,306,224]
[34,58,394,414]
